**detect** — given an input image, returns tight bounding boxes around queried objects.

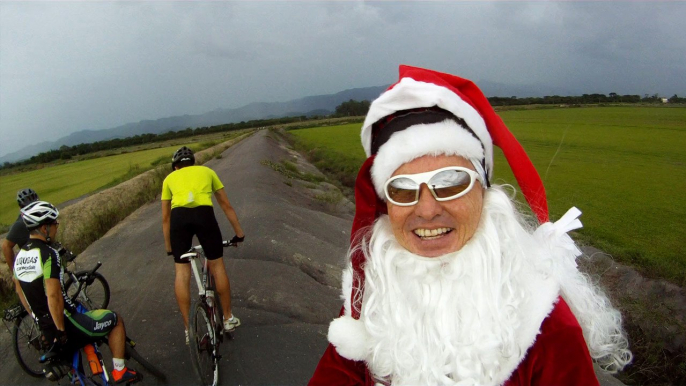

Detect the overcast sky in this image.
[1,1,684,158]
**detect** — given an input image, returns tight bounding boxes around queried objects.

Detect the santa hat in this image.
[344,65,549,322]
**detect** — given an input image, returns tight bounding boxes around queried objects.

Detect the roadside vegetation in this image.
[287,105,686,385]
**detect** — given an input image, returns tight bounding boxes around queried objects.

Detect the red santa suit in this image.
[308,66,629,385]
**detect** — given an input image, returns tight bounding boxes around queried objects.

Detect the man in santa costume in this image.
[309,65,632,386]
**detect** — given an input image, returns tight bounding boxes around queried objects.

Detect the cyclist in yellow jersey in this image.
[161,146,245,343]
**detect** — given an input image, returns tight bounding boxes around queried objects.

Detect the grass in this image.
[289,106,686,286]
[287,123,365,190]
[260,159,326,184]
[0,145,180,227]
[494,106,686,286]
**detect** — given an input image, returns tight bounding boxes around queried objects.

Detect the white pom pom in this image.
[328,315,369,361]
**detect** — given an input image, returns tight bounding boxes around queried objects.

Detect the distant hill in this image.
[0,85,389,164]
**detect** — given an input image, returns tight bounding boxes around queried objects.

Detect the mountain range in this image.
[0,85,390,164]
[1,80,569,164]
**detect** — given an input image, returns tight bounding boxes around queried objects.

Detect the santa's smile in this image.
[413,227,453,240]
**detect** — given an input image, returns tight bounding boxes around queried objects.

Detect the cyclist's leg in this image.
[170,207,194,330]
[107,313,126,359]
[196,207,232,320]
[174,263,192,329]
[207,258,233,320]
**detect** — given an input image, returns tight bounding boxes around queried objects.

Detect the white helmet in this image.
[21,201,59,230]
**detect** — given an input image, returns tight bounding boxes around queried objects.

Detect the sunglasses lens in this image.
[429,170,473,199]
[387,177,419,204]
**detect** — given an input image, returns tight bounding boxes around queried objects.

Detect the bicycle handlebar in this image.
[179,240,237,261]
[222,240,238,248]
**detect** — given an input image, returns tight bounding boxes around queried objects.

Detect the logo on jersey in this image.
[14,251,41,280]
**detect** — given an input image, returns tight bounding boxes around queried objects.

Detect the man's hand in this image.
[229,235,245,245]
[55,330,68,345]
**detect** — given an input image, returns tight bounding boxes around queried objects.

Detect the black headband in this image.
[370,107,483,155]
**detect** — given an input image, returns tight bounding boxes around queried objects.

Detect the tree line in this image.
[488,93,686,106]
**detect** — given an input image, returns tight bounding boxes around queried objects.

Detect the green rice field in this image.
[0,144,181,227]
[291,106,686,285]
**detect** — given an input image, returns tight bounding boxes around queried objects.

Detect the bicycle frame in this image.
[40,341,110,386]
[71,343,111,385]
[182,241,235,386]
[181,240,235,298]
[185,249,213,299]
[182,248,222,342]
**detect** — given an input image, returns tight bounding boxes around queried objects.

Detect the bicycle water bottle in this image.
[84,344,103,375]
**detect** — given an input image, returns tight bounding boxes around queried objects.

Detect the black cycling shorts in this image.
[64,309,118,350]
[170,206,223,263]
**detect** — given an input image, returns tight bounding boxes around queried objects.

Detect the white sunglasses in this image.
[384,166,483,206]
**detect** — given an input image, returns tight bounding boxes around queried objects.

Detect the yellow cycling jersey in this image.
[161,165,224,209]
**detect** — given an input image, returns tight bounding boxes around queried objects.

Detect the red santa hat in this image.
[346,65,549,320]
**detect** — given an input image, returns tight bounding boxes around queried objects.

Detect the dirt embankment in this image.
[579,246,686,385]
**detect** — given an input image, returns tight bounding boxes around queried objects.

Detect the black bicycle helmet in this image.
[17,188,39,208]
[21,201,59,230]
[171,146,195,170]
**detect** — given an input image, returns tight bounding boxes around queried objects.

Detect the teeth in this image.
[414,228,452,238]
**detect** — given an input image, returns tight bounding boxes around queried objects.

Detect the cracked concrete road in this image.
[1,130,351,385]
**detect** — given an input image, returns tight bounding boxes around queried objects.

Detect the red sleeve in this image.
[309,343,372,386]
[507,297,600,386]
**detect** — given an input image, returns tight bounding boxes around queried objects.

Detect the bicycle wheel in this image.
[188,297,219,386]
[124,341,167,382]
[12,313,46,377]
[65,272,110,310]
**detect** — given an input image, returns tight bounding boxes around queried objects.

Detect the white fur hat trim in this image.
[361,78,494,180]
[328,315,369,361]
[370,120,485,198]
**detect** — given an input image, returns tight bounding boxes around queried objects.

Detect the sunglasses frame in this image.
[384,166,482,207]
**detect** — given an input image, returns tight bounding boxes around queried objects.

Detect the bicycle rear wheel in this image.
[188,297,219,386]
[65,272,110,310]
[124,340,167,382]
[12,313,46,377]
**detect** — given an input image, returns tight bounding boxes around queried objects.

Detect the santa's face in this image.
[386,155,484,257]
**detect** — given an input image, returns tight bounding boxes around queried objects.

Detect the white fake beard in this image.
[360,189,546,385]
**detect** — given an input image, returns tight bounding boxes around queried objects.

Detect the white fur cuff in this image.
[328,315,369,361]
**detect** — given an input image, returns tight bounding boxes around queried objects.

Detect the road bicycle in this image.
[181,240,236,386]
[3,247,110,378]
[39,321,167,385]
[3,299,165,384]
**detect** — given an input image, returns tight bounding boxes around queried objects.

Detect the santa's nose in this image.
[414,184,442,220]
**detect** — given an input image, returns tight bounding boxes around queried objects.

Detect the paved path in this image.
[0,129,625,385]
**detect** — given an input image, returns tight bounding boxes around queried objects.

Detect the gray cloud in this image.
[1,1,684,157]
